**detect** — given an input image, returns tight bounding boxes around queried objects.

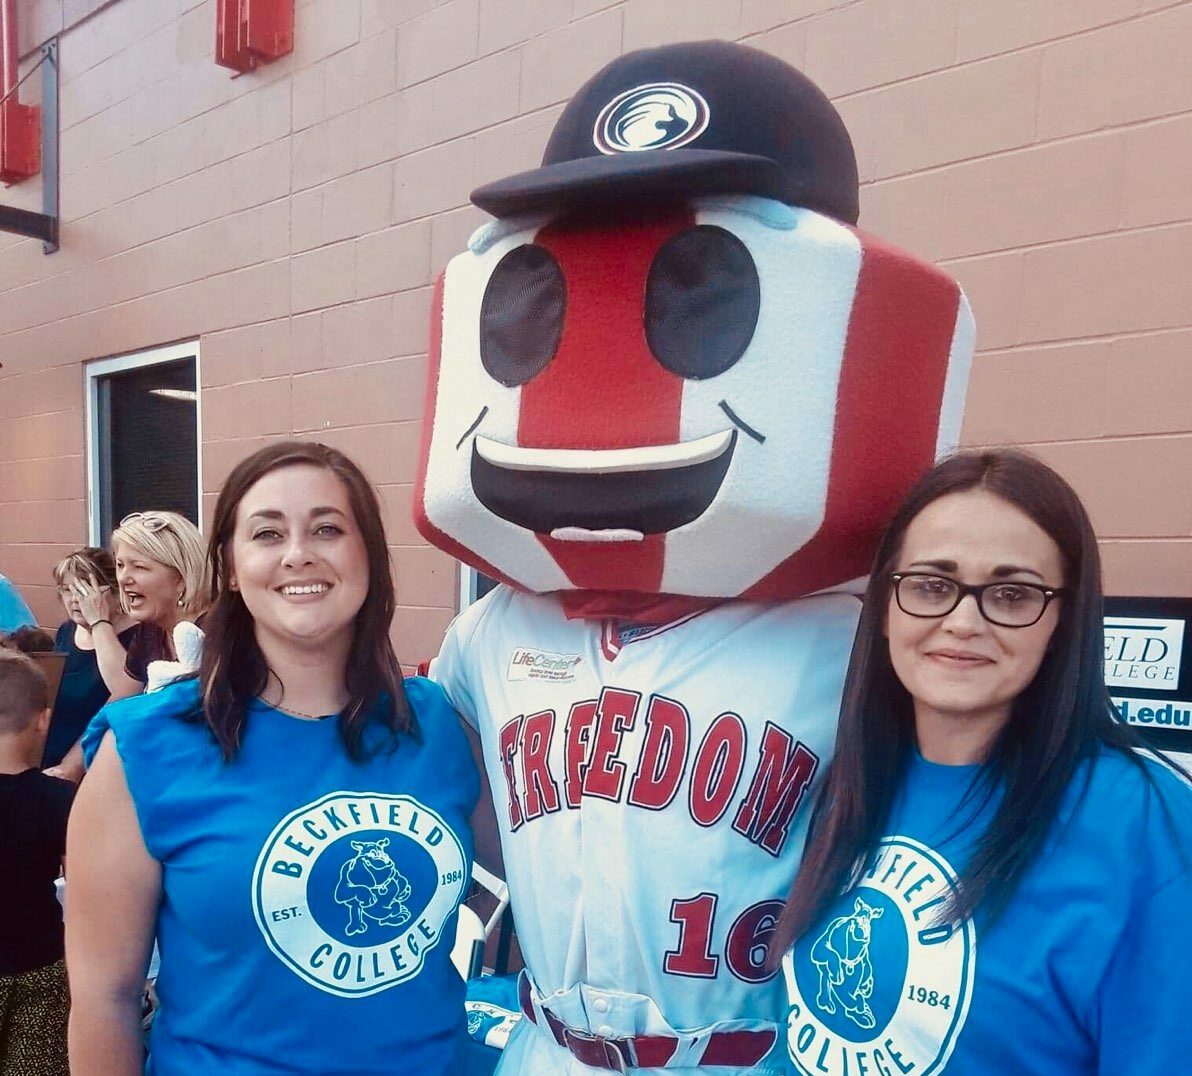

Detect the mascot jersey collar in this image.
[560,589,721,624]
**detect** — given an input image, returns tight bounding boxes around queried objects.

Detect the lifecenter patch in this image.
[252,792,468,997]
[507,647,583,683]
[784,835,976,1075]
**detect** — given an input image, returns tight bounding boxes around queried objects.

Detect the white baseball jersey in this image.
[433,586,860,1074]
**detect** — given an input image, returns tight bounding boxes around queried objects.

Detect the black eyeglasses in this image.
[890,573,1065,628]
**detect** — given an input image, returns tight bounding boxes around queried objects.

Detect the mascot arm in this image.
[426,592,493,732]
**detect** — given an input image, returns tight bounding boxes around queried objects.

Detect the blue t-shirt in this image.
[783,749,1192,1075]
[0,573,35,633]
[83,676,479,1075]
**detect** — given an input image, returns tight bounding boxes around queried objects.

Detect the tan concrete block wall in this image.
[0,0,1190,653]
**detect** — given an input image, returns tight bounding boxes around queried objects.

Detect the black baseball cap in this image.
[471,40,859,224]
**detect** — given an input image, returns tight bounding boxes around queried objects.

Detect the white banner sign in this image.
[1112,696,1192,730]
[1104,617,1184,689]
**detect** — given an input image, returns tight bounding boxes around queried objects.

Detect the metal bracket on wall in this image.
[0,39,59,254]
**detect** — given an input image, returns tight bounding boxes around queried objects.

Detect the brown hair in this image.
[197,440,413,760]
[0,626,55,654]
[0,649,48,734]
[52,546,119,593]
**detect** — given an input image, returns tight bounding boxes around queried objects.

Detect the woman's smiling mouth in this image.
[278,582,331,598]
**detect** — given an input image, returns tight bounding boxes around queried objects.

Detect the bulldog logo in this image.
[810,896,884,1029]
[334,838,413,936]
[784,836,976,1076]
[252,793,468,998]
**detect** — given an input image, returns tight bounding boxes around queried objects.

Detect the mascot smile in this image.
[418,40,974,1075]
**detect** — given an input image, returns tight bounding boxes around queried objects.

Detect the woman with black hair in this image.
[66,442,477,1075]
[777,449,1192,1075]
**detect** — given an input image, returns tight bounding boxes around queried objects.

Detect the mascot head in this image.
[416,41,973,614]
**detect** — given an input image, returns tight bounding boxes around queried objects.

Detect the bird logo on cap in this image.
[593,82,710,154]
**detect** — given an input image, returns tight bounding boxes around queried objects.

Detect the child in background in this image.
[0,626,56,653]
[0,649,73,1076]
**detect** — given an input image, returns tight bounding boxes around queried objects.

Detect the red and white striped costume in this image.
[418,193,973,1074]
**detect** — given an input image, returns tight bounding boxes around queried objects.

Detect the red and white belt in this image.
[518,973,778,1071]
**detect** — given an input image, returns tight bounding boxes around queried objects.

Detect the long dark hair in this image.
[775,448,1173,951]
[196,441,413,761]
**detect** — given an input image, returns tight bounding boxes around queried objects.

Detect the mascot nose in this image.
[516,213,694,452]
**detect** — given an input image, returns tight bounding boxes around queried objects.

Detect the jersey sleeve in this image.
[427,592,495,731]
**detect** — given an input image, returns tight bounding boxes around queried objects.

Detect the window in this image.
[459,565,499,611]
[86,342,202,545]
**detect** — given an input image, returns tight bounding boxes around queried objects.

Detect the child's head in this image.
[0,650,50,752]
[0,625,56,654]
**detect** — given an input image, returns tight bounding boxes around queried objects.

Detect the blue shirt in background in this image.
[0,573,35,633]
[784,748,1192,1075]
[83,676,479,1075]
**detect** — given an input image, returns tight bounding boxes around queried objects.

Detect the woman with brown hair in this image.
[776,449,1192,1075]
[66,442,477,1075]
[41,547,137,782]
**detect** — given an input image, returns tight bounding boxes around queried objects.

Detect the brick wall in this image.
[0,0,1190,653]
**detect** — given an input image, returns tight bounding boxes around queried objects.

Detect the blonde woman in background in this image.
[71,512,211,700]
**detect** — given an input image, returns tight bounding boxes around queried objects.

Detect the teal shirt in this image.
[0,573,34,633]
[785,749,1192,1075]
[84,677,478,1075]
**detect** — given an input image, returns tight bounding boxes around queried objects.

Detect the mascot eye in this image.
[480,244,567,387]
[644,225,760,380]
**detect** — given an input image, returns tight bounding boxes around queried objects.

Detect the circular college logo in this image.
[783,836,976,1075]
[593,82,710,154]
[252,792,468,998]
[466,1001,520,1049]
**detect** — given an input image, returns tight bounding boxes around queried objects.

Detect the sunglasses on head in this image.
[120,511,175,533]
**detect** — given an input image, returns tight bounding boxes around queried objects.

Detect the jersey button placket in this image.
[592,994,613,1037]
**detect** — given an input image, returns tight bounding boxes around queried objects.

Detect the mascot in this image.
[417,41,974,1075]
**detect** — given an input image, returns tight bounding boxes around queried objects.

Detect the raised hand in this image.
[73,577,115,629]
